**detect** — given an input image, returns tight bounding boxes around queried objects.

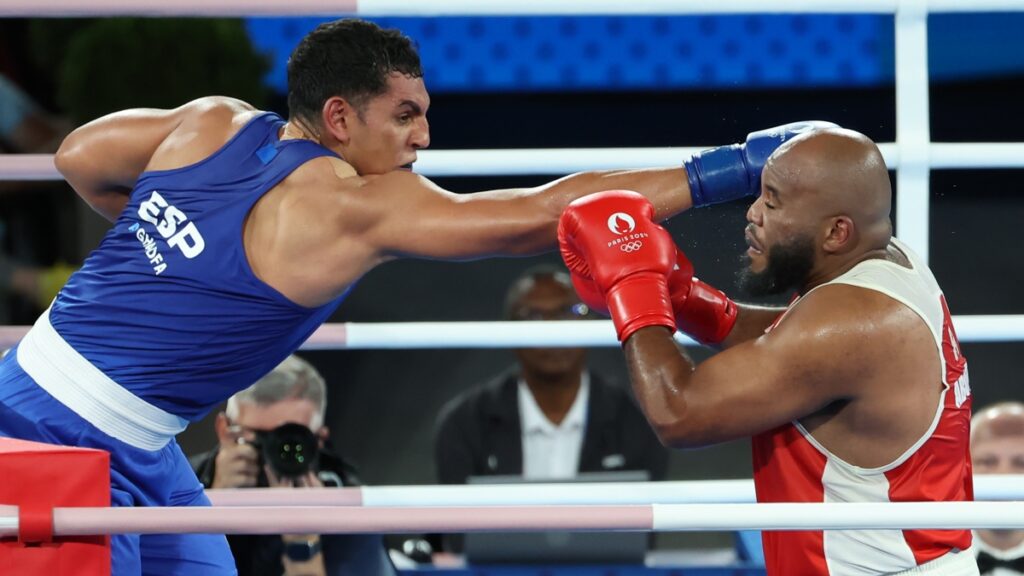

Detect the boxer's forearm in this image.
[534,167,694,223]
[362,167,692,260]
[624,327,693,438]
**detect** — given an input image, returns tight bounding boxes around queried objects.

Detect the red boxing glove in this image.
[667,248,738,346]
[559,221,609,316]
[568,270,609,316]
[558,190,676,342]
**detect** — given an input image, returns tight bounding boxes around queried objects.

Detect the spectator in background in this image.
[972,402,1024,575]
[0,257,76,313]
[190,354,395,576]
[0,72,70,154]
[435,265,669,485]
[0,72,76,316]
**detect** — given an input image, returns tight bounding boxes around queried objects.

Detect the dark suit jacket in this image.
[434,369,669,484]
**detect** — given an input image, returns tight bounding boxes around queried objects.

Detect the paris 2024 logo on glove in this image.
[605,212,647,253]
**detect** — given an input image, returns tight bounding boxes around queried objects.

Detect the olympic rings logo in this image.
[620,241,644,253]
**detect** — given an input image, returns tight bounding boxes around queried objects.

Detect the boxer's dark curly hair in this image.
[287,18,422,124]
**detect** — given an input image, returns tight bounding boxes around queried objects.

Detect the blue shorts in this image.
[0,349,236,575]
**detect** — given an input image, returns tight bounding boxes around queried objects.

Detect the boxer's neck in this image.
[280,119,321,143]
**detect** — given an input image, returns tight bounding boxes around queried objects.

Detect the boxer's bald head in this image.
[740,128,893,296]
[775,127,892,247]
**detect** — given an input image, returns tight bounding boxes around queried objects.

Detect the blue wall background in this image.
[246,13,1024,94]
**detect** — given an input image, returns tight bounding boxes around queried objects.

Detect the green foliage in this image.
[53,18,270,123]
[28,19,94,77]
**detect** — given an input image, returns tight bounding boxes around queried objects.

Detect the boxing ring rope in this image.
[6,143,1024,181]
[203,475,1024,507]
[0,502,1022,536]
[0,316,1023,351]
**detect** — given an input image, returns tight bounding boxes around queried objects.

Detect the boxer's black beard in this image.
[737,234,816,297]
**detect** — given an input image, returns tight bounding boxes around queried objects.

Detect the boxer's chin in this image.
[736,235,815,297]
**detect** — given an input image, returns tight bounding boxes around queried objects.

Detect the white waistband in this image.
[890,547,979,576]
[16,308,188,451]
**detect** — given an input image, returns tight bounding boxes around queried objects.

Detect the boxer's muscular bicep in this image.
[56,109,182,221]
[55,97,250,222]
[641,289,873,448]
[683,330,843,443]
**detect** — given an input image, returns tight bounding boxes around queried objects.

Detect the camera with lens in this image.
[251,422,320,483]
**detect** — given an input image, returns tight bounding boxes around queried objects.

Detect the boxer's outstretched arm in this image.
[356,168,693,260]
[624,287,869,449]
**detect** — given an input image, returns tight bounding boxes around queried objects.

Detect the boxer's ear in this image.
[321,96,355,144]
[822,215,855,255]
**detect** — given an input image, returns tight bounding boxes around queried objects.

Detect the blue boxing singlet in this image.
[27,112,346,427]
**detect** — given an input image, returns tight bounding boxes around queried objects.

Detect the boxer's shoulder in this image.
[148,97,261,172]
[283,155,358,190]
[793,282,911,325]
[267,160,374,241]
[184,96,258,122]
[766,284,917,362]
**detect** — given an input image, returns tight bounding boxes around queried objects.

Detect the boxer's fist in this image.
[567,270,609,317]
[559,209,606,315]
[558,190,676,341]
[684,120,839,207]
[667,248,737,346]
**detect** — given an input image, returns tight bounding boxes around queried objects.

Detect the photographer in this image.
[190,354,395,576]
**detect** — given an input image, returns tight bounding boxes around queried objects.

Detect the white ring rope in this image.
[3,0,1023,17]
[205,475,1024,507]
[0,316,1022,351]
[6,143,1024,181]
[0,502,1020,537]
[649,502,1024,531]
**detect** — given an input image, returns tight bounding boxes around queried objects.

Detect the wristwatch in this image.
[283,538,322,562]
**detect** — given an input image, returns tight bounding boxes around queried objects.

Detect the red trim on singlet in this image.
[753,424,829,574]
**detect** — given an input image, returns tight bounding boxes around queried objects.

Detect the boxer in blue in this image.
[0,18,828,575]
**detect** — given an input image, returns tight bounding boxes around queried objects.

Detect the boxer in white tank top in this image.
[560,127,978,575]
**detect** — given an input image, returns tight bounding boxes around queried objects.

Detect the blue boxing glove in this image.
[684,120,838,208]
